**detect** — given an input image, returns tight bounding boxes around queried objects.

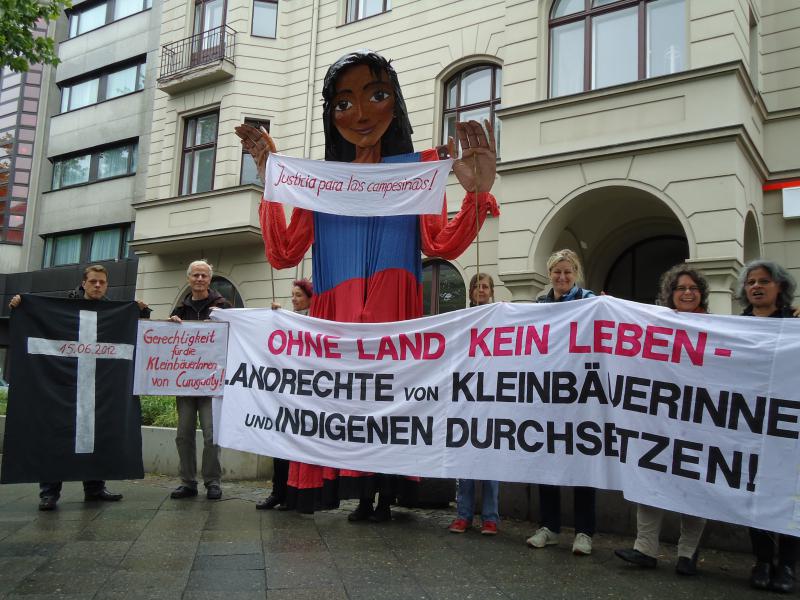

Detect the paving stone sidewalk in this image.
[0,474,770,599]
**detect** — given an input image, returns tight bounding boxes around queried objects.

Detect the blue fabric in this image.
[538,285,595,303]
[456,479,500,523]
[312,152,423,295]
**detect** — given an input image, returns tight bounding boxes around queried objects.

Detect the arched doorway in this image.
[603,236,689,303]
[532,184,690,302]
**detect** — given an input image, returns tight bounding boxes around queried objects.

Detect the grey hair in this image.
[186,259,213,278]
[735,259,796,309]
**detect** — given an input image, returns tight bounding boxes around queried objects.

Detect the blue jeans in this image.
[456,479,499,524]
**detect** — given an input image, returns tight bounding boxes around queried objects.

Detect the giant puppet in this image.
[235,50,499,518]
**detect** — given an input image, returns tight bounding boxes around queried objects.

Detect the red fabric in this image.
[258,201,314,269]
[421,191,499,259]
[311,269,422,323]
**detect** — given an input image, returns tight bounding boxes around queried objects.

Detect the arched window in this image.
[549,0,685,97]
[210,275,244,307]
[441,64,501,150]
[422,260,466,315]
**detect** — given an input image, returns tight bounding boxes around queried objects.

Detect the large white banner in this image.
[264,153,453,216]
[133,321,228,395]
[211,297,800,534]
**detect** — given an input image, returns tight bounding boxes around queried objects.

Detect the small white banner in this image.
[212,297,800,534]
[264,153,453,216]
[133,321,228,396]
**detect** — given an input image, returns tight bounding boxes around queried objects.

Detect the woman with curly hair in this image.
[615,263,709,576]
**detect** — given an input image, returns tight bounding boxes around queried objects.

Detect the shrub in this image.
[139,395,178,427]
[0,388,6,416]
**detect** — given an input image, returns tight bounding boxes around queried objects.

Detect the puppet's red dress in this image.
[260,148,498,513]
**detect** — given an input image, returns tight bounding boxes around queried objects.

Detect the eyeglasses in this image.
[745,278,774,287]
[674,286,700,293]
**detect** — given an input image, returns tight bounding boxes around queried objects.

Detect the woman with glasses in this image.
[614,264,709,576]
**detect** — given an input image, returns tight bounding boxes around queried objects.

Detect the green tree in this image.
[0,0,72,73]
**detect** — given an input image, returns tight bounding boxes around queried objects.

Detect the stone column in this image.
[498,270,550,303]
[685,257,743,315]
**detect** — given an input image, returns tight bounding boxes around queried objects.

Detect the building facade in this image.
[132,0,800,319]
[0,0,163,376]
[4,0,800,366]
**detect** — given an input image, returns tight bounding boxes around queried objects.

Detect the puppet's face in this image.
[332,64,395,151]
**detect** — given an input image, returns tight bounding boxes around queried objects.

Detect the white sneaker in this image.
[572,532,592,555]
[526,526,558,548]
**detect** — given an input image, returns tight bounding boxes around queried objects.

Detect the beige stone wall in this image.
[760,0,800,111]
[136,0,800,314]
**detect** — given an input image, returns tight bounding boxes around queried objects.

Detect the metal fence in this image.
[158,25,236,81]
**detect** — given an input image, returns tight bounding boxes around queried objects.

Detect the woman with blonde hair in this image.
[527,249,596,555]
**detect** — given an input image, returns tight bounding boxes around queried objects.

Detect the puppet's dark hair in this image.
[322,49,414,162]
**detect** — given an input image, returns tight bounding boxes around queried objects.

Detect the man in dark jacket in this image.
[9,264,151,511]
[168,260,231,500]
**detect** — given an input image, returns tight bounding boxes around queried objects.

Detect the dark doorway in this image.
[603,235,689,303]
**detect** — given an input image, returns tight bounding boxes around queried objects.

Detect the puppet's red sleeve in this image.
[258,201,314,269]
[420,191,499,260]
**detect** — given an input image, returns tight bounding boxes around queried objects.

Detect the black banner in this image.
[1,295,144,483]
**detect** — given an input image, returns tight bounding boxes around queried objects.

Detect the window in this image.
[210,276,244,308]
[240,118,270,185]
[422,260,466,315]
[252,0,277,37]
[68,0,152,38]
[346,0,390,23]
[441,64,501,152]
[549,0,686,97]
[181,112,218,195]
[42,225,132,267]
[60,60,146,112]
[51,141,138,190]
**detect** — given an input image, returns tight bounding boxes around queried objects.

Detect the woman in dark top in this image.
[527,249,596,556]
[257,278,314,510]
[737,259,798,593]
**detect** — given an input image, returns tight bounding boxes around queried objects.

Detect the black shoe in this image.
[614,548,657,568]
[206,485,222,500]
[38,496,58,511]
[84,489,123,502]
[170,485,198,499]
[369,504,392,523]
[772,564,796,593]
[347,503,374,522]
[751,561,772,590]
[676,551,699,576]
[256,494,280,510]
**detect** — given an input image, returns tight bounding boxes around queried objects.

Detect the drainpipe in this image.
[298,0,320,281]
[302,0,320,159]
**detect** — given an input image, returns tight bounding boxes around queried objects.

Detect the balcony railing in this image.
[158,25,236,82]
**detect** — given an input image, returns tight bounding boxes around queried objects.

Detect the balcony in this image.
[157,25,236,95]
[130,186,263,254]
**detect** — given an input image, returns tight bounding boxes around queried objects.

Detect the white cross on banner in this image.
[28,310,134,453]
[1,295,144,485]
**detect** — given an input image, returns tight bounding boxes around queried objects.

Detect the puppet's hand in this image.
[235,123,277,181]
[449,119,496,194]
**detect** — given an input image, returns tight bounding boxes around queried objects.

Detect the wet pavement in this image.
[0,474,776,599]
